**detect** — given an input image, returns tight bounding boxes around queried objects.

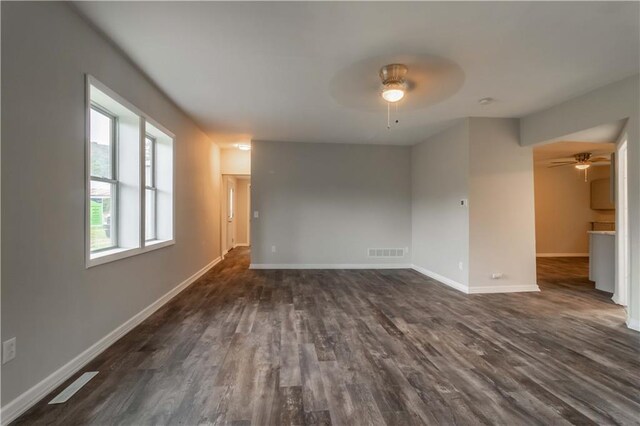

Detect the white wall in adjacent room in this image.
[221,148,251,175]
[534,164,614,255]
[236,179,251,246]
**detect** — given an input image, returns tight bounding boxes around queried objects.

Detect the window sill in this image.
[87,239,175,268]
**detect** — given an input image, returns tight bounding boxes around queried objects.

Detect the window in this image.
[87,76,174,267]
[89,106,117,251]
[228,187,234,220]
[145,135,157,241]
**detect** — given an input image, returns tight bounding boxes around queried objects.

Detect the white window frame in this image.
[145,134,158,241]
[86,75,175,268]
[89,104,119,252]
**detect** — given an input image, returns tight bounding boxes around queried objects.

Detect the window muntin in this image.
[89,106,117,251]
[145,135,157,241]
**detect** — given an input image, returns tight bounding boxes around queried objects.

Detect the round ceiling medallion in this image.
[329,53,465,112]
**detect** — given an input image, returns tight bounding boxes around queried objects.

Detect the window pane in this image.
[90,108,113,179]
[145,137,154,186]
[90,180,116,250]
[145,189,156,240]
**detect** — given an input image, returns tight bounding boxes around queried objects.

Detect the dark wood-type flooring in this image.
[14,250,640,425]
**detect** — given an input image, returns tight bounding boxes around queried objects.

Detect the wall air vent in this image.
[368,248,405,258]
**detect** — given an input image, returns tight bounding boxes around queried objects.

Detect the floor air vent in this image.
[49,371,99,404]
[368,248,405,258]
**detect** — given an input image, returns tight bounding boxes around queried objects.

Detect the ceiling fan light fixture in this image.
[381,83,406,103]
[236,143,251,151]
[575,163,590,170]
[380,64,408,103]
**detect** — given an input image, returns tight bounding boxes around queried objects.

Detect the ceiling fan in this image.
[548,152,611,181]
[379,63,409,129]
[548,152,610,169]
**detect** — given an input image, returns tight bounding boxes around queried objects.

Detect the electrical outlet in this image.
[458,261,463,271]
[3,337,16,364]
[271,245,276,253]
[491,273,503,279]
[254,210,259,219]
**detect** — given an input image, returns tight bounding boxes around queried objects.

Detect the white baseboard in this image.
[410,265,469,293]
[410,265,540,294]
[627,317,640,332]
[467,284,540,294]
[250,263,411,270]
[234,243,250,247]
[0,256,222,426]
[536,253,589,257]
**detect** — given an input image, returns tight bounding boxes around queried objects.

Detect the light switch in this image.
[253,210,259,218]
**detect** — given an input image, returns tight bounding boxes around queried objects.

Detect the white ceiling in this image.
[74,1,639,146]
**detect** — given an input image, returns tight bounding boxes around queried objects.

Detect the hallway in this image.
[15,248,640,425]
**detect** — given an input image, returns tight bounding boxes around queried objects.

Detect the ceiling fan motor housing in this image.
[576,152,592,163]
[380,64,408,87]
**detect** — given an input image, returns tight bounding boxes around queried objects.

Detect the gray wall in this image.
[411,121,470,285]
[1,2,221,405]
[468,118,537,290]
[251,140,411,265]
[411,118,538,292]
[521,74,640,327]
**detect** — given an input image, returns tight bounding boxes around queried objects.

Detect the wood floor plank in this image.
[12,250,640,425]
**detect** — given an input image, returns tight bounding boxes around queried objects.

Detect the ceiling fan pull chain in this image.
[387,102,391,129]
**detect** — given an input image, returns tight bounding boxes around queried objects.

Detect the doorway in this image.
[531,119,629,305]
[221,174,251,257]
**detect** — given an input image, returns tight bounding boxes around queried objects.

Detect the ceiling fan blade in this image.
[549,160,576,164]
[589,157,610,163]
[548,162,576,168]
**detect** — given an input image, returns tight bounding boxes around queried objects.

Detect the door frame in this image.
[614,130,630,306]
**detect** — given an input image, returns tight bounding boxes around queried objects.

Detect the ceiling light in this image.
[380,64,408,104]
[575,164,590,170]
[382,83,406,103]
[478,97,494,105]
[237,144,251,151]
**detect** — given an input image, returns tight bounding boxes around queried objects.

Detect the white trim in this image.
[87,239,175,268]
[410,265,540,294]
[0,256,221,426]
[250,263,411,270]
[536,253,589,257]
[410,264,469,293]
[234,243,250,247]
[615,133,630,307]
[626,317,640,332]
[467,284,540,294]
